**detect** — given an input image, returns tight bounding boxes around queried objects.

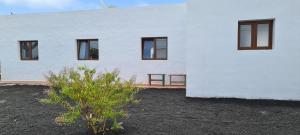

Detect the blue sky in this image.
[0,0,185,15]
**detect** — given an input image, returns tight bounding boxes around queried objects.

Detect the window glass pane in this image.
[240,25,252,47]
[156,49,167,59]
[143,40,154,59]
[89,40,99,60]
[79,41,89,60]
[156,38,167,49]
[31,42,39,60]
[21,42,30,59]
[155,38,167,59]
[257,24,269,47]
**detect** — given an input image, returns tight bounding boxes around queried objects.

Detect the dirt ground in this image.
[1,85,300,135]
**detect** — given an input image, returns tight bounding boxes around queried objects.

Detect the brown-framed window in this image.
[238,19,273,50]
[142,37,168,60]
[20,41,39,60]
[77,39,99,60]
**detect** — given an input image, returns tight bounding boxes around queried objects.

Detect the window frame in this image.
[19,40,39,61]
[77,39,99,60]
[238,19,273,50]
[141,37,168,60]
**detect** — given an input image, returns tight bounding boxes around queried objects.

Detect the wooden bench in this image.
[148,74,166,86]
[169,74,186,86]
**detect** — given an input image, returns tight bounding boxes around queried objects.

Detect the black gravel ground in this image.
[1,85,300,135]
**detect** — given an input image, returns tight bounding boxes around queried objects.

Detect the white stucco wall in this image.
[0,4,186,84]
[1,0,299,100]
[186,0,300,100]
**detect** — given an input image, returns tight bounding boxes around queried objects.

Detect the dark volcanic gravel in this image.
[1,85,300,135]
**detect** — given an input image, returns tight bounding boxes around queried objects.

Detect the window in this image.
[142,37,167,60]
[238,19,273,50]
[77,39,99,60]
[20,41,39,60]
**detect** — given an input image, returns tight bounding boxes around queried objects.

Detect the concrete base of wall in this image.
[0,81,48,86]
[0,81,186,89]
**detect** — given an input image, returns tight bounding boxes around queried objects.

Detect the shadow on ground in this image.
[1,85,300,135]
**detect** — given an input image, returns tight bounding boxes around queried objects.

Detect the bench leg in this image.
[162,75,165,86]
[148,75,151,86]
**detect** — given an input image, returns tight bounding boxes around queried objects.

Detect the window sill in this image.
[142,59,168,60]
[77,59,99,61]
[20,59,39,61]
[238,47,272,50]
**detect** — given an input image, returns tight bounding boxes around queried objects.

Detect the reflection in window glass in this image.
[238,20,273,50]
[257,24,269,47]
[78,39,99,60]
[32,42,39,60]
[21,43,30,59]
[156,38,167,59]
[79,41,89,60]
[90,40,99,60]
[142,37,167,60]
[143,40,154,59]
[240,25,252,48]
[20,41,38,60]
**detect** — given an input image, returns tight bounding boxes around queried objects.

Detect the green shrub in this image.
[40,67,139,134]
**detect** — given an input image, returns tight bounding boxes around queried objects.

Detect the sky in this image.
[0,0,185,15]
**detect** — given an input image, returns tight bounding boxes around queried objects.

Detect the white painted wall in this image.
[0,4,186,84]
[1,0,299,100]
[186,0,300,100]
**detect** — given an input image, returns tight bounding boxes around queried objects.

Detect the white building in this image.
[1,0,300,100]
